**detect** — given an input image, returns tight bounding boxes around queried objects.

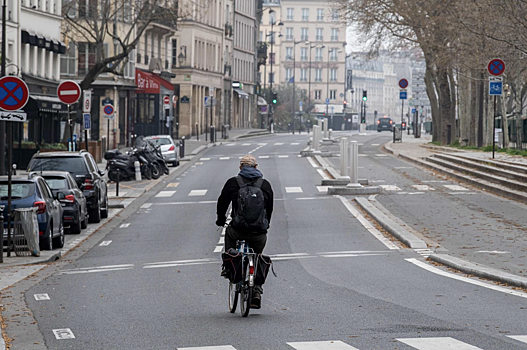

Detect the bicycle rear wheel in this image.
[239,267,252,317]
[229,282,238,313]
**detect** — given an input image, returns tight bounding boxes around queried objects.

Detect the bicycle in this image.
[228,240,256,317]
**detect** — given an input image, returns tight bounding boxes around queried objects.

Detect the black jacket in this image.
[216,175,274,231]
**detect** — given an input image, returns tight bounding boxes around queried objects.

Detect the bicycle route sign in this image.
[488,59,505,76]
[398,78,409,89]
[489,76,503,96]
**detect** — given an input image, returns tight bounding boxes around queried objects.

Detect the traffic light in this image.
[272,92,278,104]
[362,91,367,101]
[343,100,347,108]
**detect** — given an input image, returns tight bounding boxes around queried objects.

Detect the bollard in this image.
[348,141,359,184]
[180,137,185,158]
[116,168,120,197]
[328,129,332,140]
[196,123,199,141]
[12,164,16,176]
[313,125,320,151]
[323,118,329,139]
[210,125,215,143]
[134,161,142,181]
[340,138,348,176]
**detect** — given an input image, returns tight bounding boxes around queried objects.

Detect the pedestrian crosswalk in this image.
[177,336,527,349]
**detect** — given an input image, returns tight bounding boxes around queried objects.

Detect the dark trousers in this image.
[224,226,267,295]
[224,226,267,254]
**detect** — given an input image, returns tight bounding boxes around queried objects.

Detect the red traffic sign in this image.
[57,80,81,105]
[0,76,30,112]
[398,79,409,89]
[488,59,505,76]
[103,104,114,116]
[163,95,170,105]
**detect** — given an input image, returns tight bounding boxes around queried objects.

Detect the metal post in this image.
[326,48,330,128]
[6,122,12,256]
[107,119,110,151]
[210,96,213,142]
[493,95,497,159]
[0,0,6,175]
[292,43,296,135]
[308,45,313,126]
[401,98,404,125]
[85,128,89,151]
[323,118,328,139]
[180,136,185,158]
[196,122,199,141]
[0,205,3,263]
[68,105,73,151]
[349,141,359,185]
[205,102,208,141]
[116,168,120,197]
[340,138,348,176]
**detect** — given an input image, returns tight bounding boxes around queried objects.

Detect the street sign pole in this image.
[493,95,497,159]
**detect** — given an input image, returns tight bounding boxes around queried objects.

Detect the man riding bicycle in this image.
[216,154,274,309]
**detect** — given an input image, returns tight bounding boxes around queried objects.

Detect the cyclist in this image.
[216,154,274,309]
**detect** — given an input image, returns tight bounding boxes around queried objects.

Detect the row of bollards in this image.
[339,138,359,185]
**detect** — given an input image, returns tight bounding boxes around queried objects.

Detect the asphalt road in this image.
[5,133,527,350]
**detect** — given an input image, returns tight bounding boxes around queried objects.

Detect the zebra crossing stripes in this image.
[287,341,359,349]
[178,346,236,350]
[379,185,402,191]
[443,185,468,191]
[396,337,483,349]
[412,185,434,191]
[507,335,527,344]
[189,190,207,196]
[155,191,176,197]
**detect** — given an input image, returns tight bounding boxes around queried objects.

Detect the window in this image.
[286,27,293,41]
[331,28,339,41]
[301,28,308,41]
[171,39,177,67]
[286,47,293,60]
[315,48,322,61]
[330,68,337,81]
[301,8,309,21]
[315,68,322,82]
[60,43,76,75]
[330,49,338,61]
[316,28,323,41]
[330,90,337,99]
[315,90,322,100]
[269,53,275,64]
[287,8,294,20]
[300,47,307,61]
[331,9,339,21]
[77,42,96,75]
[285,68,292,81]
[78,0,98,17]
[300,68,307,82]
[269,72,274,83]
[317,9,324,21]
[62,0,76,17]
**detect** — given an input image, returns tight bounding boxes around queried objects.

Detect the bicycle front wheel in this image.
[229,282,238,313]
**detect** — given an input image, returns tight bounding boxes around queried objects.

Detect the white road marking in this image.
[422,180,447,183]
[371,143,380,146]
[214,246,223,253]
[189,190,208,196]
[99,241,112,246]
[307,157,319,168]
[218,236,225,244]
[369,180,386,183]
[317,186,329,193]
[274,142,284,145]
[394,167,413,169]
[242,143,251,146]
[285,187,303,193]
[443,185,468,191]
[145,259,213,266]
[375,154,388,157]
[219,157,230,160]
[414,248,434,257]
[155,201,217,205]
[269,253,309,257]
[140,203,152,209]
[412,185,435,191]
[379,185,401,191]
[166,182,179,188]
[337,196,399,250]
[178,346,236,350]
[53,328,75,340]
[405,258,527,299]
[155,191,176,197]
[200,158,210,161]
[60,267,134,275]
[358,154,367,157]
[259,155,270,159]
[321,253,386,258]
[195,162,203,165]
[449,192,477,195]
[144,261,217,269]
[34,293,50,301]
[397,337,483,349]
[119,223,130,228]
[258,143,267,146]
[225,143,236,146]
[507,336,527,344]
[396,192,425,195]
[477,250,510,254]
[287,340,359,349]
[278,155,289,158]
[291,142,300,145]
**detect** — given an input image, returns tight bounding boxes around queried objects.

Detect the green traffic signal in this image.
[362,90,367,101]
[273,99,277,104]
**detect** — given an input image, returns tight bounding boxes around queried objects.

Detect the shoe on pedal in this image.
[251,292,261,309]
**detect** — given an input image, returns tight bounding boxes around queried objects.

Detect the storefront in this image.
[134,69,175,137]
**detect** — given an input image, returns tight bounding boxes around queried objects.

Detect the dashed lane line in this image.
[285,187,303,193]
[189,190,208,196]
[287,341,359,349]
[219,157,230,160]
[443,185,468,191]
[166,182,180,188]
[155,191,176,197]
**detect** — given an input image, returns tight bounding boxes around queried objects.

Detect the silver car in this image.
[144,135,180,166]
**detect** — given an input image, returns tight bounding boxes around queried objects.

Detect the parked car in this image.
[27,151,108,223]
[30,171,88,234]
[377,117,394,132]
[144,135,180,166]
[0,176,64,250]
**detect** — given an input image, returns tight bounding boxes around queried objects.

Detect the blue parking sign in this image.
[83,113,91,130]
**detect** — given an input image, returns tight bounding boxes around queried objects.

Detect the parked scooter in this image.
[136,137,169,178]
[105,148,152,182]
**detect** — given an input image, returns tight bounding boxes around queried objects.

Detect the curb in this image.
[430,254,527,289]
[354,197,427,249]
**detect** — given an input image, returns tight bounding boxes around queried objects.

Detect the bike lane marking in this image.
[287,340,359,349]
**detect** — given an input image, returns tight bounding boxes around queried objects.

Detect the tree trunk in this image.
[424,65,439,142]
[438,67,453,145]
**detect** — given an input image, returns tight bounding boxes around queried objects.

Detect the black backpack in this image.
[231,176,269,232]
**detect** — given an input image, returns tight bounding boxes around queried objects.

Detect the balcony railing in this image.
[300,56,308,61]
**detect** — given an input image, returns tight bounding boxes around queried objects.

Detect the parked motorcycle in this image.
[105,148,152,182]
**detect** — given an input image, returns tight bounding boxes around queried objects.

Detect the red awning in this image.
[135,69,173,94]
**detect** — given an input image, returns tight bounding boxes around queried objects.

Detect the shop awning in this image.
[135,68,173,94]
[234,88,249,99]
[29,95,68,113]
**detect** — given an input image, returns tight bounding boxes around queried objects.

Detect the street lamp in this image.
[306,42,321,126]
[267,10,283,132]
[287,40,302,134]
[326,48,342,129]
